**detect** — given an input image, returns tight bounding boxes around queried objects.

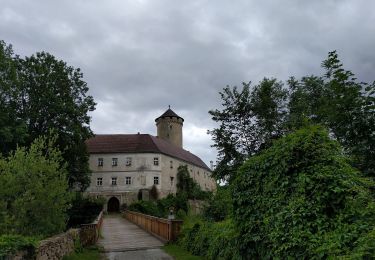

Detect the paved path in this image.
[98,214,172,260]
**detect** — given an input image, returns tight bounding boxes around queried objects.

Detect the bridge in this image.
[98,214,173,259]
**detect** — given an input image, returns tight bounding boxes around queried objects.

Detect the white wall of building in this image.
[86,152,216,208]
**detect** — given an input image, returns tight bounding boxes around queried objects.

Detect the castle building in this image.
[85,108,216,212]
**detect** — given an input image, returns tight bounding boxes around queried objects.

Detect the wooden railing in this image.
[80,210,104,246]
[123,210,183,242]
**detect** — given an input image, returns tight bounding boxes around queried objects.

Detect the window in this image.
[98,158,103,166]
[154,176,159,185]
[111,177,117,186]
[97,177,103,186]
[125,176,131,185]
[170,160,173,169]
[170,176,174,185]
[153,157,159,166]
[126,157,132,166]
[112,158,118,166]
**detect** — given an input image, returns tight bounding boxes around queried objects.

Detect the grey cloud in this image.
[1,0,375,164]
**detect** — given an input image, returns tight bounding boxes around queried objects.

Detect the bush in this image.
[0,136,72,237]
[128,193,190,219]
[203,186,232,222]
[178,217,240,259]
[150,185,158,200]
[232,126,375,258]
[127,200,161,217]
[0,235,38,258]
[67,194,104,228]
[157,193,189,218]
[206,220,241,259]
[177,165,210,200]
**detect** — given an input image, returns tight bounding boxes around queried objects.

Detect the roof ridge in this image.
[86,134,210,171]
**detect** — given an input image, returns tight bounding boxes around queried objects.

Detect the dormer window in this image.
[98,158,103,167]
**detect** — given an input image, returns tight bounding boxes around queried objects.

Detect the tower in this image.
[155,107,184,148]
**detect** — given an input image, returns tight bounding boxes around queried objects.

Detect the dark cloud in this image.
[1,0,374,164]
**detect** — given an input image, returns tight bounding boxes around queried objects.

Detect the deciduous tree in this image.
[0,135,72,237]
[208,78,288,182]
[0,40,96,189]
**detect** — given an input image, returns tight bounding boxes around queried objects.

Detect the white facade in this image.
[85,108,216,211]
[86,152,216,210]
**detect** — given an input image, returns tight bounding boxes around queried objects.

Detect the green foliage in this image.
[162,244,204,260]
[127,200,161,217]
[178,217,240,259]
[232,126,375,258]
[62,246,101,260]
[150,185,159,200]
[67,193,104,228]
[73,237,83,254]
[0,40,96,190]
[203,186,232,222]
[157,193,188,217]
[0,234,38,258]
[128,193,190,219]
[0,135,72,237]
[288,51,375,177]
[0,41,28,154]
[177,165,210,200]
[208,78,288,182]
[210,51,375,182]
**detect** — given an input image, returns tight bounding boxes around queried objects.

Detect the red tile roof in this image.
[86,134,210,170]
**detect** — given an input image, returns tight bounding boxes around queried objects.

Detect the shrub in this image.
[232,126,375,258]
[127,200,161,217]
[0,235,38,258]
[67,194,104,228]
[0,135,72,237]
[203,186,232,221]
[150,185,158,200]
[178,217,240,259]
[177,165,210,200]
[157,193,189,218]
[206,220,241,260]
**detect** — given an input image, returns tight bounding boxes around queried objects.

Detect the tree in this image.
[0,41,28,154]
[210,52,375,181]
[232,126,375,258]
[208,78,288,182]
[176,165,208,200]
[0,135,72,237]
[0,41,96,189]
[288,51,375,177]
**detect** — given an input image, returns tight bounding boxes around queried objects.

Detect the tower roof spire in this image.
[155,107,184,122]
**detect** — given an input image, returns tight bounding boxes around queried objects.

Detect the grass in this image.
[63,246,102,260]
[163,243,204,260]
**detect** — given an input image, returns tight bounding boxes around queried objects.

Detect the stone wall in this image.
[188,200,205,215]
[35,229,79,260]
[7,211,103,259]
[80,211,103,246]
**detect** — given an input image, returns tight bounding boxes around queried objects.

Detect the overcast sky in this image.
[1,0,374,165]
